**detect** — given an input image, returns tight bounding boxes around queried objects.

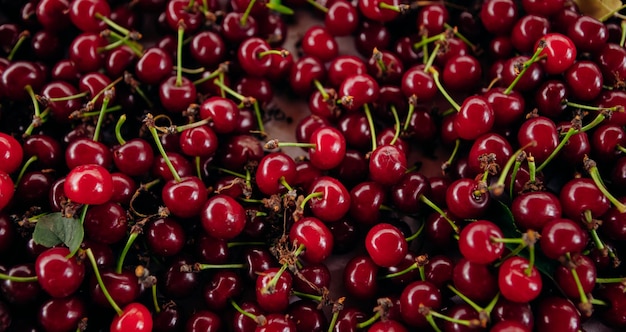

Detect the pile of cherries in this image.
[3,0,626,331]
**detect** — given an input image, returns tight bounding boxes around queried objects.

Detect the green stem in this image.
[92,91,112,142]
[24,108,50,136]
[195,156,202,180]
[86,248,122,315]
[313,79,329,100]
[95,13,131,36]
[430,310,475,326]
[379,262,419,279]
[495,143,535,193]
[300,192,324,210]
[14,155,38,189]
[116,232,139,274]
[240,0,257,26]
[420,195,459,233]
[528,156,536,183]
[621,20,626,47]
[570,265,590,305]
[443,23,476,50]
[79,105,121,118]
[253,101,266,136]
[115,114,127,145]
[423,42,441,73]
[405,221,426,242]
[389,105,401,146]
[0,272,38,282]
[192,70,221,85]
[279,176,293,192]
[152,284,160,313]
[363,103,377,152]
[197,263,246,269]
[7,31,29,61]
[447,284,484,313]
[148,125,182,183]
[231,299,258,321]
[586,158,626,213]
[25,85,41,118]
[425,313,443,332]
[509,159,522,198]
[213,79,247,102]
[327,310,340,332]
[356,311,381,329]
[429,67,460,111]
[47,91,89,102]
[598,3,626,22]
[503,46,544,95]
[227,241,266,248]
[175,117,212,132]
[537,128,579,173]
[213,167,246,179]
[292,290,322,302]
[413,32,445,50]
[402,102,415,132]
[176,24,184,87]
[596,277,626,283]
[524,245,535,276]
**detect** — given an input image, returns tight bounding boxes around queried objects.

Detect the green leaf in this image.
[266,0,294,15]
[488,199,557,278]
[573,0,623,21]
[33,212,84,254]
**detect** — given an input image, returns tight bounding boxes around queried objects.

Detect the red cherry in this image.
[0,171,14,212]
[498,256,542,303]
[110,303,153,332]
[289,217,333,264]
[0,132,23,174]
[64,164,114,205]
[538,33,577,75]
[458,220,505,264]
[365,223,408,267]
[35,247,85,299]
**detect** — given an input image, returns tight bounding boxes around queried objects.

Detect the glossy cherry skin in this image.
[0,172,14,212]
[538,33,577,74]
[307,176,351,223]
[90,269,140,308]
[201,194,246,240]
[84,201,128,244]
[459,220,505,264]
[339,73,379,112]
[565,60,603,101]
[111,303,153,332]
[37,296,85,332]
[480,0,518,34]
[255,268,293,313]
[516,116,559,164]
[0,133,23,174]
[289,217,333,263]
[343,255,378,299]
[325,0,359,36]
[401,64,437,101]
[452,258,498,304]
[535,296,580,332]
[445,178,491,219]
[35,247,85,299]
[399,280,442,327]
[365,223,408,267]
[113,139,155,177]
[288,300,328,332]
[308,127,346,170]
[159,76,197,113]
[498,256,542,303]
[302,25,338,63]
[555,254,596,300]
[467,132,513,175]
[64,164,114,205]
[162,176,207,219]
[368,144,407,186]
[511,191,562,231]
[454,96,495,140]
[349,181,386,224]
[560,177,610,221]
[255,152,297,195]
[146,218,185,257]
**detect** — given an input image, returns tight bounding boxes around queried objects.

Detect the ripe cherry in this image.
[289,217,333,263]
[110,303,153,332]
[200,194,246,240]
[458,220,505,264]
[35,247,85,299]
[64,164,114,205]
[498,256,542,303]
[365,223,408,267]
[0,133,23,174]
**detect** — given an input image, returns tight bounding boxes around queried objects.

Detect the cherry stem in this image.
[420,34,429,65]
[230,299,259,321]
[443,23,477,51]
[494,142,535,195]
[146,116,182,183]
[95,12,131,36]
[192,69,222,85]
[117,232,139,274]
[213,166,246,179]
[0,272,38,282]
[402,99,415,131]
[77,105,121,119]
[379,261,420,280]
[424,311,443,332]
[591,298,609,306]
[423,40,441,73]
[212,79,249,103]
[508,158,522,198]
[378,2,401,11]
[227,241,266,248]
[14,155,38,189]
[313,79,329,100]
[565,101,618,113]
[621,20,626,47]
[405,219,426,242]
[527,155,536,183]
[420,195,459,233]
[326,301,343,332]
[441,140,460,174]
[596,277,626,283]
[389,105,401,146]
[496,243,526,267]
[524,245,536,276]
[257,49,285,58]
[307,0,328,12]
[115,114,127,145]
[25,85,42,118]
[151,284,160,313]
[300,191,324,210]
[447,284,484,314]
[429,67,460,111]
[240,0,257,26]
[356,311,381,329]
[491,237,524,245]
[585,156,626,213]
[363,103,377,151]
[92,89,113,143]
[89,76,123,106]
[253,101,266,137]
[7,30,29,61]
[104,30,143,56]
[47,91,90,102]
[503,45,543,95]
[175,117,212,132]
[23,108,50,137]
[569,264,590,305]
[218,71,226,98]
[86,248,123,315]
[429,310,478,327]
[413,32,445,50]
[196,263,246,270]
[175,22,185,87]
[279,176,294,192]
[267,140,315,149]
[372,47,388,73]
[292,290,323,302]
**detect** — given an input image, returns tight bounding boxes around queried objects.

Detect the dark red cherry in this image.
[365,222,408,267]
